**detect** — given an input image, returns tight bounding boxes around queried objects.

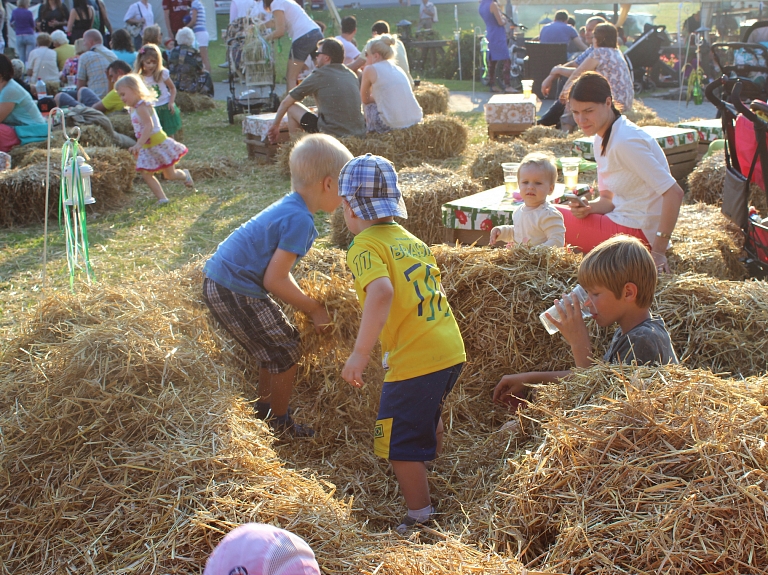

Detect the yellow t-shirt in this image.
[347,222,465,382]
[101,90,125,114]
[55,44,75,70]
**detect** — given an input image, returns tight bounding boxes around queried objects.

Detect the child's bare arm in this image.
[342,276,394,388]
[263,248,330,333]
[493,370,571,404]
[546,292,593,368]
[164,76,176,111]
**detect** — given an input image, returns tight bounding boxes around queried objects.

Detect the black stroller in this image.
[624,24,671,94]
[710,40,768,104]
[705,77,768,278]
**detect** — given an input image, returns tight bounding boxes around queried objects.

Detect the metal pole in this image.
[472,27,476,99]
[455,5,461,81]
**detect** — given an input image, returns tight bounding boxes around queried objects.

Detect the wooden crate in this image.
[663,142,699,181]
[487,122,533,140]
[245,131,289,164]
[444,228,491,246]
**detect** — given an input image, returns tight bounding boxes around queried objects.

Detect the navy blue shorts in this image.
[289,28,324,62]
[373,363,464,461]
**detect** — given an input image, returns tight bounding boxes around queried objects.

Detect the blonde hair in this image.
[519,151,557,186]
[367,34,396,60]
[578,235,657,308]
[289,134,353,192]
[114,73,157,105]
[134,43,166,84]
[36,33,52,48]
[17,0,30,8]
[74,38,87,55]
[142,25,163,47]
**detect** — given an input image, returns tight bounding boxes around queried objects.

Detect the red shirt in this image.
[162,0,191,35]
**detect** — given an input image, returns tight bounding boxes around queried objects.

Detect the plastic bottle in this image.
[35,78,46,100]
[539,285,591,335]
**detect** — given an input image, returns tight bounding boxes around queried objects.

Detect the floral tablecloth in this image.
[442,183,588,231]
[573,126,699,160]
[677,119,723,143]
[243,113,288,141]
[484,94,540,125]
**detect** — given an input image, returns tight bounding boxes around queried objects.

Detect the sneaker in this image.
[156,198,170,206]
[182,169,195,189]
[395,505,436,535]
[269,413,315,438]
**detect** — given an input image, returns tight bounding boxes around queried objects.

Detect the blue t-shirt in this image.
[0,80,45,126]
[539,21,579,44]
[203,192,318,298]
[191,0,206,33]
[575,46,594,65]
[114,50,137,66]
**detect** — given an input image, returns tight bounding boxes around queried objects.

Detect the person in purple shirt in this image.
[539,10,587,50]
[11,0,36,64]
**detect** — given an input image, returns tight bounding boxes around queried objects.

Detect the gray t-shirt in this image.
[603,316,679,366]
[289,63,365,138]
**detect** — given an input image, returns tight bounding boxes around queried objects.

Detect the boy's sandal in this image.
[183,169,195,189]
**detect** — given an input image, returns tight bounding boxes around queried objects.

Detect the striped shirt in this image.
[191,0,206,33]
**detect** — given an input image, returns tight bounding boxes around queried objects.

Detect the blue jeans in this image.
[56,88,101,108]
[16,34,36,64]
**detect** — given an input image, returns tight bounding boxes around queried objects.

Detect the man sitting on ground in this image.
[54,59,130,113]
[76,29,117,99]
[348,20,413,87]
[336,16,360,67]
[268,38,365,142]
[539,10,587,50]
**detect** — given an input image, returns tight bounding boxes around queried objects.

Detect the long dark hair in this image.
[569,71,622,156]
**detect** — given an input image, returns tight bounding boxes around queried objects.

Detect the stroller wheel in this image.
[270,92,280,113]
[644,80,657,92]
[633,81,643,96]
[227,97,235,124]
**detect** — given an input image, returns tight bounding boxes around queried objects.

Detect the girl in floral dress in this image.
[115,74,193,205]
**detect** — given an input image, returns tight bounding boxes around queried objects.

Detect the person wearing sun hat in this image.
[203,523,320,575]
[338,153,466,535]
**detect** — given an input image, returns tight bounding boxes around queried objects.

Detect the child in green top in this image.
[339,154,466,534]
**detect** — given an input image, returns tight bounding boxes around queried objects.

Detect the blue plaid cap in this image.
[338,154,408,220]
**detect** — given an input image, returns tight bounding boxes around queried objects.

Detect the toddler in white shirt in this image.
[490,152,566,248]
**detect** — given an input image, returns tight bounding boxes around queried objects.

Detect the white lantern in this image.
[62,156,95,205]
[79,162,95,205]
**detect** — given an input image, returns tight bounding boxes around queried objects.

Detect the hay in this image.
[414,81,450,115]
[329,164,481,248]
[687,150,768,215]
[109,113,134,138]
[177,156,242,180]
[624,98,674,127]
[518,125,568,144]
[667,203,747,280]
[276,115,469,175]
[475,364,768,573]
[2,247,768,573]
[175,91,216,113]
[0,147,135,227]
[8,125,116,168]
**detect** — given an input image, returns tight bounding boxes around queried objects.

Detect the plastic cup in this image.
[540,284,591,335]
[501,162,520,198]
[560,157,581,189]
[522,79,533,98]
[67,75,76,87]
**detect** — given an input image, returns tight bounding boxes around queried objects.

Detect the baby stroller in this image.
[225,17,279,124]
[624,24,671,94]
[710,41,768,104]
[705,77,768,278]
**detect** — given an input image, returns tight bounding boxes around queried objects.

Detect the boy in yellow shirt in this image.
[339,154,466,534]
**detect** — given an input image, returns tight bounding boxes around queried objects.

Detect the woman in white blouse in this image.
[559,71,684,273]
[360,35,422,133]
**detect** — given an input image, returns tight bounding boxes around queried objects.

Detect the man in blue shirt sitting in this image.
[540,10,587,49]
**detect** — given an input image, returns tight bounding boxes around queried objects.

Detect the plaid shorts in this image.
[202,277,301,374]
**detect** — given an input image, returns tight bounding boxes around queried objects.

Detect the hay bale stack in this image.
[8,125,116,167]
[518,125,569,144]
[667,203,747,280]
[109,113,134,138]
[475,365,768,573]
[0,147,135,227]
[624,98,673,127]
[0,266,358,575]
[175,91,216,113]
[687,150,768,215]
[276,115,469,175]
[414,81,450,115]
[329,164,481,248]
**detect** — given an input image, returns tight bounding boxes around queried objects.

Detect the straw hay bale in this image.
[8,125,116,167]
[276,115,469,175]
[518,125,568,144]
[414,81,450,115]
[329,164,481,248]
[687,150,768,215]
[177,156,242,180]
[0,147,135,227]
[667,203,747,280]
[624,98,673,127]
[475,364,768,573]
[109,113,134,138]
[175,91,216,113]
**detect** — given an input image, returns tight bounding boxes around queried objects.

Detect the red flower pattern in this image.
[480,218,494,231]
[454,210,467,225]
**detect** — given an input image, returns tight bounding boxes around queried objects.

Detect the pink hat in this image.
[203,523,320,575]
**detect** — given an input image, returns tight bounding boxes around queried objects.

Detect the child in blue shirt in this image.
[203,134,353,437]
